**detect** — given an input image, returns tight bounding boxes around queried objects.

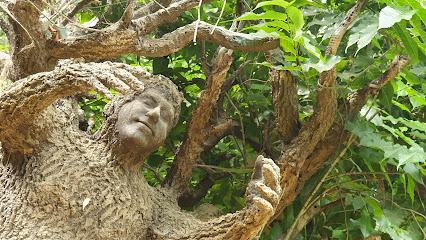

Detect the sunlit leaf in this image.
[287,6,304,36]
[235,11,287,21]
[302,55,342,73]
[378,6,417,29]
[255,0,295,10]
[393,21,419,62]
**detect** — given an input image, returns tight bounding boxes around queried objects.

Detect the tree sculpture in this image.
[0,61,281,239]
[0,0,418,239]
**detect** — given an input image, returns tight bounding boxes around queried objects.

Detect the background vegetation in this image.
[1,0,425,239]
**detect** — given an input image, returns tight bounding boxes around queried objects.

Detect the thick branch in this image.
[346,55,411,120]
[164,51,233,192]
[326,0,367,55]
[120,0,136,28]
[269,67,300,144]
[133,0,214,35]
[269,54,410,224]
[271,0,367,226]
[48,21,280,58]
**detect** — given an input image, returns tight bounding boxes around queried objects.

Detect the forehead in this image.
[138,89,174,110]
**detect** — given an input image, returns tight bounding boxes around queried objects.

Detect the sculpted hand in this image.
[60,61,147,100]
[245,155,281,216]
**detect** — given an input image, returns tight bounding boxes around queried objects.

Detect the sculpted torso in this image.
[0,62,281,240]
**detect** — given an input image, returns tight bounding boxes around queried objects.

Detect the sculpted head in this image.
[96,74,183,164]
[116,88,174,154]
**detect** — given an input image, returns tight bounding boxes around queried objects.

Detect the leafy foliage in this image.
[2,0,424,239]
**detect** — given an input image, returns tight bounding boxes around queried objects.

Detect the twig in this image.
[193,0,202,42]
[61,0,96,25]
[119,0,136,28]
[143,162,163,183]
[210,0,225,34]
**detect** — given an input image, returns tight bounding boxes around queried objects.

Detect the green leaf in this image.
[392,100,411,113]
[403,163,425,185]
[352,195,366,210]
[355,21,379,55]
[378,6,417,29]
[394,0,426,26]
[410,14,426,42]
[359,208,375,237]
[255,0,295,10]
[407,174,415,204]
[402,68,421,85]
[235,11,287,21]
[300,35,326,62]
[279,35,297,55]
[287,6,304,35]
[393,21,419,62]
[378,82,394,107]
[366,197,382,217]
[302,55,342,73]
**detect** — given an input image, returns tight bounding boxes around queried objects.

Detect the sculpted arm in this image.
[156,156,281,240]
[0,61,146,155]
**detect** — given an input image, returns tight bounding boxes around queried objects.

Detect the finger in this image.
[251,196,274,215]
[89,77,113,100]
[254,182,280,206]
[95,70,132,94]
[112,68,144,92]
[251,155,265,181]
[113,62,152,80]
[261,157,280,175]
[261,164,281,195]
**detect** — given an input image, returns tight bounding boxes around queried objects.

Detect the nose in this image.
[146,106,160,122]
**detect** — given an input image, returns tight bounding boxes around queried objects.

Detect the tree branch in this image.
[326,0,367,55]
[346,55,411,120]
[267,50,300,144]
[48,21,280,59]
[164,51,233,192]
[61,0,96,26]
[271,0,367,226]
[119,0,136,28]
[133,0,214,35]
[133,0,173,19]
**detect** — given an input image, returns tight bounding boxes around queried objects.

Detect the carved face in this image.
[116,89,175,154]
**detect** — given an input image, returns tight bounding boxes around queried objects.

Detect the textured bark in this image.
[0,62,282,239]
[164,51,233,192]
[346,55,411,120]
[269,68,300,144]
[266,0,368,226]
[48,21,279,59]
[1,0,278,81]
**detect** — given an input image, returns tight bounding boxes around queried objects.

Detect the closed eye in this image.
[161,108,172,122]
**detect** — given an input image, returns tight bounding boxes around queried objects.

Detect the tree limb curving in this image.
[163,50,233,192]
[270,0,368,226]
[346,55,411,120]
[48,21,279,59]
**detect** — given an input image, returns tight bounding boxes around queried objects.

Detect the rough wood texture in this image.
[270,68,300,144]
[0,0,279,81]
[164,51,233,192]
[266,0,368,226]
[0,62,282,239]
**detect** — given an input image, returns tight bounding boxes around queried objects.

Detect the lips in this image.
[137,121,154,135]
